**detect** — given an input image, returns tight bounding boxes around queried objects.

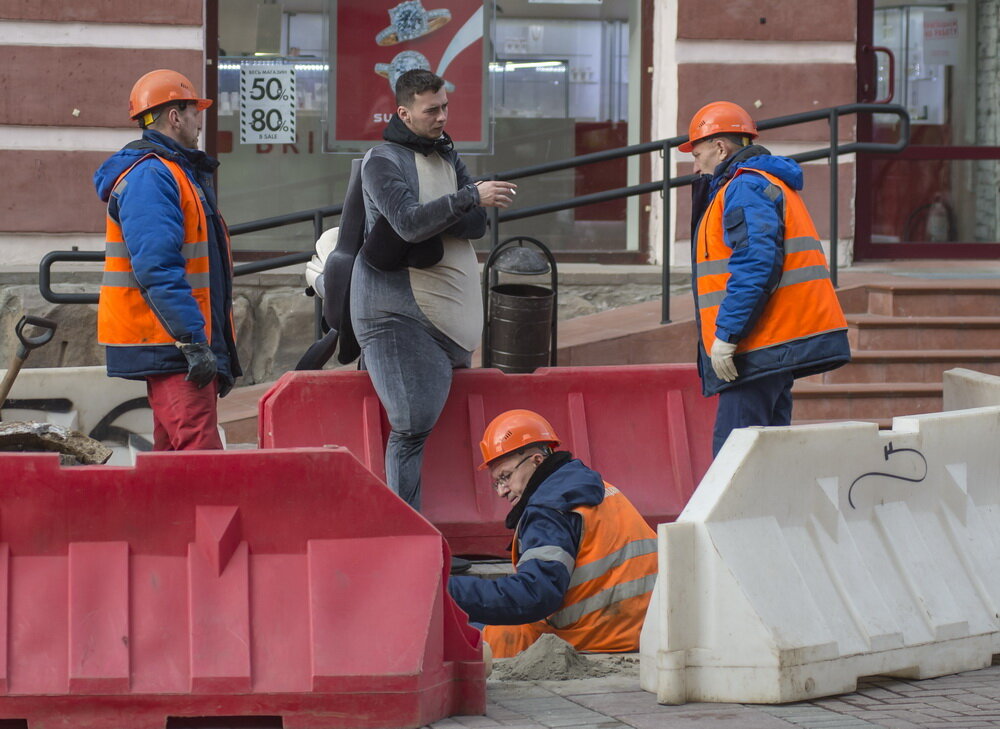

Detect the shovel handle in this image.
[0,315,57,420]
[15,315,57,360]
[0,356,25,420]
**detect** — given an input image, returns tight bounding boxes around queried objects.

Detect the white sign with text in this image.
[240,65,297,145]
[923,11,963,67]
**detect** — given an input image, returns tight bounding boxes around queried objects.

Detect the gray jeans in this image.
[350,256,473,510]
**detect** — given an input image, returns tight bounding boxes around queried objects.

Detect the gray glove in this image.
[176,341,217,389]
[710,338,739,382]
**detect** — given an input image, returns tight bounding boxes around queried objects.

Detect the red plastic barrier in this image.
[260,365,716,556]
[0,449,484,729]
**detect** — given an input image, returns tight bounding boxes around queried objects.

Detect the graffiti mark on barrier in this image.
[3,398,73,413]
[88,397,153,450]
[847,441,928,509]
[1,395,152,450]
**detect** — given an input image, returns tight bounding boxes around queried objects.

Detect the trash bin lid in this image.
[493,246,550,275]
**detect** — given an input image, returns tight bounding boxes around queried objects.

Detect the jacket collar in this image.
[137,130,220,174]
[709,143,771,195]
[382,113,454,156]
[504,451,572,529]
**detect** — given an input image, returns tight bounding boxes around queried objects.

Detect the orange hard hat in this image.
[129,69,212,121]
[679,101,758,153]
[478,409,561,470]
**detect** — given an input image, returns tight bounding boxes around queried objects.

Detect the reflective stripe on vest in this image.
[549,573,658,629]
[567,537,657,588]
[694,167,847,355]
[97,154,214,347]
[517,545,576,574]
[514,483,657,639]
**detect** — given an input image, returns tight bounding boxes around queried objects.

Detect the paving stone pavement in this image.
[427,657,1000,728]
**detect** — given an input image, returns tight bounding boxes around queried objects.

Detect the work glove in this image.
[710,339,739,383]
[176,342,217,389]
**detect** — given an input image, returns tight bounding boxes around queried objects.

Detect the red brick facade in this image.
[0,4,205,237]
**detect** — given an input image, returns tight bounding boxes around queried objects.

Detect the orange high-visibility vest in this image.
[694,167,847,355]
[97,154,213,346]
[512,483,658,653]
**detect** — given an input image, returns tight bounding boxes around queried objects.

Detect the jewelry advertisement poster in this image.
[327,0,490,151]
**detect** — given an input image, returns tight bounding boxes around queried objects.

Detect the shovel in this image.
[0,315,58,421]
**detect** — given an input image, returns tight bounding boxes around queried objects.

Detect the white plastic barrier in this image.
[640,408,1000,705]
[943,368,1000,411]
[0,366,152,465]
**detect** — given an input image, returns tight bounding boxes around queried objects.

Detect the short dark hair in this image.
[514,443,553,459]
[140,100,189,129]
[707,132,752,148]
[395,69,445,106]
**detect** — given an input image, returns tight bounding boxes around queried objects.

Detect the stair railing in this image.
[39,103,909,329]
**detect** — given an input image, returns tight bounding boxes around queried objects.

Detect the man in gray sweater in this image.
[352,69,516,515]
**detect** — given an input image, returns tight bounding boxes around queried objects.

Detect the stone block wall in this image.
[0,266,674,386]
[976,0,1000,242]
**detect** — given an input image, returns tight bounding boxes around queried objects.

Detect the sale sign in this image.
[240,65,297,145]
[329,0,488,150]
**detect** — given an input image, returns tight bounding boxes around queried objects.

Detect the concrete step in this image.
[846,315,1000,350]
[864,282,1000,317]
[802,350,1000,384]
[793,417,893,430]
[218,382,273,445]
[792,381,942,421]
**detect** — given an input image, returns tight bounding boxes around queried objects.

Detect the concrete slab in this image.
[432,657,1000,729]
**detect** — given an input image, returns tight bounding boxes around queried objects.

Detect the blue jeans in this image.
[712,371,794,456]
[351,257,472,510]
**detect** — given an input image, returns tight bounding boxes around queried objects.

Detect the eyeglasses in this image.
[492,454,534,492]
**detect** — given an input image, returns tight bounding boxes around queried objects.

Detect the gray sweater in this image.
[361,142,487,350]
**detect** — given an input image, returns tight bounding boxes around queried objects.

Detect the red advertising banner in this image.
[330,0,487,150]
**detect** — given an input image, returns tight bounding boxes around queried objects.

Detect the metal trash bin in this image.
[482,237,557,374]
[488,283,554,373]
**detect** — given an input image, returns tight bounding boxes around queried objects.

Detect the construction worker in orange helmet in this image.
[684,101,850,456]
[129,69,213,129]
[448,409,658,659]
[93,70,241,450]
[679,100,758,153]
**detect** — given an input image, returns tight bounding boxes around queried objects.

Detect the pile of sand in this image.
[491,634,616,681]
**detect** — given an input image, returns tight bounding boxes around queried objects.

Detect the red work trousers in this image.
[146,373,223,451]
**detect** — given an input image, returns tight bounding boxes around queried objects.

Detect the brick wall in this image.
[650,0,858,266]
[0,2,205,264]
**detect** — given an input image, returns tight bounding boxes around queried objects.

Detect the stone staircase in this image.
[793,282,1000,424]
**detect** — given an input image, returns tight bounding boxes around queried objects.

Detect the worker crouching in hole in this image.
[448,409,658,659]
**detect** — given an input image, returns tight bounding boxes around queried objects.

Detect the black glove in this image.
[176,342,217,389]
[218,378,234,398]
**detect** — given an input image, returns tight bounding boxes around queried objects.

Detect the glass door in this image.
[856,0,1000,259]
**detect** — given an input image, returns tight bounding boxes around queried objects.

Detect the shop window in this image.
[860,0,1000,256]
[215,0,639,257]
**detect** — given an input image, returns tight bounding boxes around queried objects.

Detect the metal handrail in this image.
[38,206,342,306]
[487,103,910,321]
[38,103,909,326]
